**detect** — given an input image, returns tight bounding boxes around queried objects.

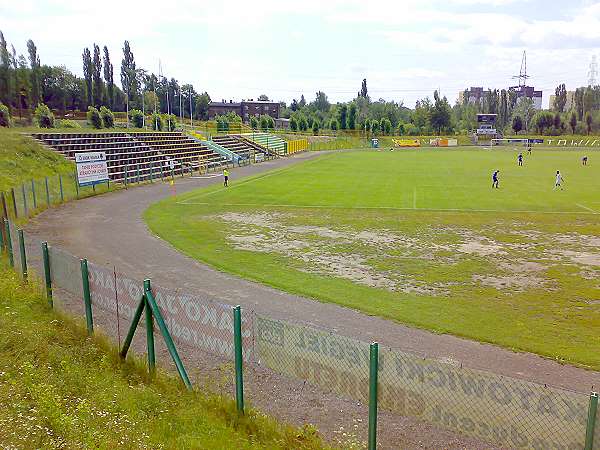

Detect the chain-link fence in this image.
[2,219,599,450]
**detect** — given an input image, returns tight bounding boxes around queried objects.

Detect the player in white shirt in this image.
[553,170,565,190]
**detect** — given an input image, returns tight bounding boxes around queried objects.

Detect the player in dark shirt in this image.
[492,170,500,189]
[518,153,523,166]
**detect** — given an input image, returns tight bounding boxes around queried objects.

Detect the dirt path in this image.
[22,151,599,447]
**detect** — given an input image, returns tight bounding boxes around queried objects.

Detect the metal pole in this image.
[144,280,192,390]
[80,259,93,335]
[137,163,140,184]
[42,242,52,307]
[10,188,17,218]
[21,184,28,216]
[18,229,27,280]
[45,177,50,206]
[4,219,13,267]
[233,305,245,414]
[0,217,3,251]
[368,342,379,450]
[189,88,193,127]
[1,192,7,219]
[124,164,128,189]
[143,279,156,375]
[31,179,37,209]
[75,171,80,198]
[59,175,64,202]
[585,392,598,450]
[120,295,146,359]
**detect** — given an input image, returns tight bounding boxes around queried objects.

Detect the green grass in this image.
[145,148,600,370]
[0,260,328,449]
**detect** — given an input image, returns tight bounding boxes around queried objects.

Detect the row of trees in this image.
[0,31,212,121]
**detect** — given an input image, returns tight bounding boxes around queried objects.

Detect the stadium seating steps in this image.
[31,132,229,181]
[241,133,287,155]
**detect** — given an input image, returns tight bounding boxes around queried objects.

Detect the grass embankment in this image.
[0,128,74,192]
[0,261,327,449]
[145,149,600,370]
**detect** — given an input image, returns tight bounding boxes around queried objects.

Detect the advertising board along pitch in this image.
[75,152,109,187]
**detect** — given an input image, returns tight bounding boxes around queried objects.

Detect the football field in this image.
[145,148,600,368]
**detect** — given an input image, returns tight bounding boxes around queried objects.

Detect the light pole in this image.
[189,88,193,128]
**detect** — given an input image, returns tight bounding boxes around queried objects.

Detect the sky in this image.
[2,0,600,109]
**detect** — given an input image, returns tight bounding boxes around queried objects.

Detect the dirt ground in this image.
[21,151,599,449]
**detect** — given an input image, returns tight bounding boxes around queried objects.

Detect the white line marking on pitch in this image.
[175,201,599,215]
[576,203,597,213]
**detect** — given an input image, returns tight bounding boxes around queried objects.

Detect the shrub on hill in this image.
[100,106,115,128]
[34,103,55,128]
[164,113,177,131]
[151,112,164,131]
[56,119,81,128]
[0,103,11,127]
[129,109,144,128]
[87,106,103,129]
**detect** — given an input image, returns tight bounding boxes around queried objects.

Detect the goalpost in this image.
[490,138,530,147]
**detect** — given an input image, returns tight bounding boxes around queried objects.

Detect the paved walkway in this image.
[25,151,600,392]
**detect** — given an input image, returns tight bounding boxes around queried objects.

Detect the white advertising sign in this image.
[75,152,109,187]
[254,153,265,163]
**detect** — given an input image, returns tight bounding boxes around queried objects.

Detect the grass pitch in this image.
[145,148,600,369]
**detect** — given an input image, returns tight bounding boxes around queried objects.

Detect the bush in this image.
[56,119,81,129]
[289,116,298,132]
[164,114,177,132]
[129,109,144,128]
[259,114,274,131]
[250,116,259,130]
[100,106,114,128]
[330,119,338,131]
[34,103,55,128]
[87,106,103,129]
[0,103,11,127]
[312,121,319,135]
[151,112,164,131]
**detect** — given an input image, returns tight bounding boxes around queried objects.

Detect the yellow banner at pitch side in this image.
[393,139,421,147]
[254,316,589,450]
[287,139,309,154]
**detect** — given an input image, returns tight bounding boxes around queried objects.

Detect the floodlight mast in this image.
[512,50,530,87]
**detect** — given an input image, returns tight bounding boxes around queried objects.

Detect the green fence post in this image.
[18,229,27,281]
[171,167,175,181]
[80,259,93,335]
[10,188,17,218]
[59,175,64,202]
[45,177,50,206]
[0,217,4,251]
[21,184,28,216]
[136,163,140,184]
[144,279,156,375]
[120,295,146,359]
[160,162,164,181]
[144,280,192,390]
[31,179,37,209]
[1,192,7,219]
[368,342,379,450]
[233,305,245,414]
[42,242,52,307]
[4,219,13,267]
[149,163,154,183]
[75,172,80,198]
[585,391,598,450]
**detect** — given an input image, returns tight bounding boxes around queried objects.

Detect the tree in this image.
[585,111,593,135]
[0,102,10,127]
[359,78,368,98]
[92,44,103,107]
[554,84,567,112]
[165,113,177,131]
[569,112,577,134]
[429,91,451,134]
[34,103,54,128]
[553,112,562,130]
[87,106,102,128]
[82,47,93,108]
[380,117,392,134]
[103,46,114,108]
[257,94,269,101]
[0,31,10,107]
[347,102,357,130]
[338,104,347,130]
[512,115,523,134]
[312,120,319,135]
[195,92,210,120]
[371,119,380,134]
[512,97,535,131]
[574,88,585,120]
[313,91,330,112]
[330,118,338,130]
[151,112,163,130]
[298,115,308,131]
[27,39,40,107]
[250,115,259,129]
[289,116,298,131]
[533,111,554,134]
[290,99,298,111]
[299,94,306,108]
[120,41,138,108]
[129,109,144,128]
[100,106,114,128]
